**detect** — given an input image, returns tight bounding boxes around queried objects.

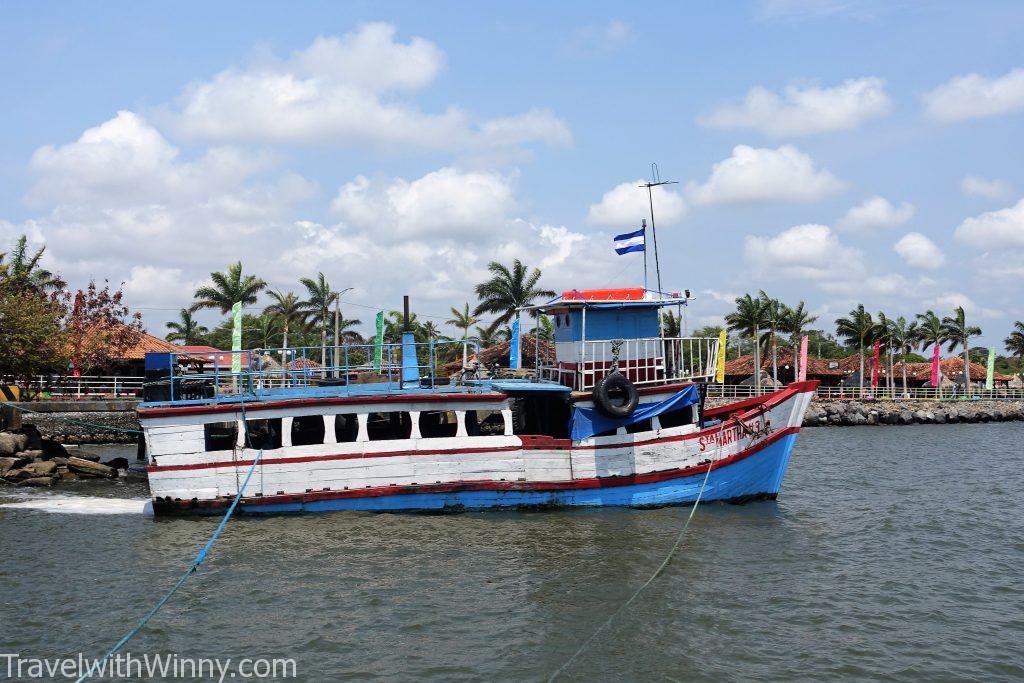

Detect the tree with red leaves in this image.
[65,280,144,375]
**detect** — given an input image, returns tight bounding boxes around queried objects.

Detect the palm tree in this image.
[725,293,768,393]
[448,302,481,365]
[263,290,305,350]
[530,315,554,341]
[334,315,364,344]
[783,301,817,382]
[889,316,919,396]
[165,308,209,345]
[421,320,441,343]
[756,292,787,386]
[835,304,874,396]
[1005,322,1024,375]
[252,314,280,349]
[940,306,982,393]
[192,261,266,314]
[0,235,64,293]
[661,310,682,338]
[473,259,556,329]
[875,312,894,395]
[299,273,338,369]
[915,310,944,388]
[473,325,502,349]
[447,303,480,340]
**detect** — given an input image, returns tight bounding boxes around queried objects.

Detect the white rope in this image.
[547,455,716,682]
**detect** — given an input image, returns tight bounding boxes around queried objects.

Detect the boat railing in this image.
[537,336,720,391]
[154,339,480,404]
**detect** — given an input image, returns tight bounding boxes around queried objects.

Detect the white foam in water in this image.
[1,494,152,516]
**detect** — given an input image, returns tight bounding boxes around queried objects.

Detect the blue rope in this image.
[75,445,264,683]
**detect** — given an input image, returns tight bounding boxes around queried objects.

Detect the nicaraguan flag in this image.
[613,227,645,255]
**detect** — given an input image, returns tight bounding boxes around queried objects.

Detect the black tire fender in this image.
[592,372,640,418]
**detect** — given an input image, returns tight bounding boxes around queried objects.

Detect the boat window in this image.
[511,397,571,439]
[366,412,412,441]
[419,410,458,438]
[658,405,694,429]
[291,415,325,446]
[204,421,237,451]
[466,410,505,436]
[625,419,653,434]
[245,418,282,450]
[335,414,358,443]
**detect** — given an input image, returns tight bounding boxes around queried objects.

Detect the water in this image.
[2,427,1023,682]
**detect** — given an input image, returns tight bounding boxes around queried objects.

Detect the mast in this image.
[638,163,677,297]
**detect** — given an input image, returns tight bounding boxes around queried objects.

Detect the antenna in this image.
[638,163,677,297]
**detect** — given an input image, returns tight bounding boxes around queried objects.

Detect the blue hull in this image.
[236,433,799,515]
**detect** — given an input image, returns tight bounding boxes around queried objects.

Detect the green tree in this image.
[1005,321,1024,375]
[165,308,208,345]
[758,292,787,386]
[192,261,266,314]
[333,315,364,344]
[940,306,982,391]
[263,290,305,350]
[888,316,919,395]
[473,325,502,349]
[299,273,338,368]
[725,293,768,392]
[473,259,555,334]
[447,302,480,342]
[835,304,875,395]
[0,235,64,294]
[530,315,554,341]
[662,311,682,337]
[783,301,817,383]
[0,289,68,395]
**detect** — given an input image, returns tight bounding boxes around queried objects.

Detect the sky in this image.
[1,0,1023,346]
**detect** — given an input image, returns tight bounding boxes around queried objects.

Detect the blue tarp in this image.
[569,384,700,441]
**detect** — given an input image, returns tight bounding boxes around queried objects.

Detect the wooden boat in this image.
[138,288,816,515]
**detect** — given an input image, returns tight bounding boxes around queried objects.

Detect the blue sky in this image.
[2,0,1023,346]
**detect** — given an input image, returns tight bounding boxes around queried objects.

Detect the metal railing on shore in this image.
[7,375,146,399]
[704,383,1024,401]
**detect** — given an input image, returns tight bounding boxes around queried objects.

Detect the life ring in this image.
[593,372,639,418]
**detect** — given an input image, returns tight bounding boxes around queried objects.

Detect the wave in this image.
[1,494,153,516]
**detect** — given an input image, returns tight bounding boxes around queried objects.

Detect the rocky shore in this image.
[0,425,129,488]
[802,400,1024,426]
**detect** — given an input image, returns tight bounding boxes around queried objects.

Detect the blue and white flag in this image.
[613,227,645,255]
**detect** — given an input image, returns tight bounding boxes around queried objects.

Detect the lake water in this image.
[2,425,1023,681]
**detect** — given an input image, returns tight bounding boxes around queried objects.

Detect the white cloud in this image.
[686,145,845,205]
[743,223,863,280]
[563,20,633,58]
[928,292,1003,320]
[171,22,571,151]
[587,179,686,227]
[837,195,915,232]
[960,175,1012,200]
[923,68,1024,123]
[893,232,945,269]
[954,198,1024,248]
[330,167,516,242]
[698,77,890,136]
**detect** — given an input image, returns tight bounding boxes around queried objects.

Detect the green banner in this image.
[373,311,384,371]
[986,346,995,390]
[231,301,243,374]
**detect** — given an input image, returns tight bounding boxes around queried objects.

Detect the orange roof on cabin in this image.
[562,288,648,301]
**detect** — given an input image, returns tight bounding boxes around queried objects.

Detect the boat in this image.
[138,287,817,515]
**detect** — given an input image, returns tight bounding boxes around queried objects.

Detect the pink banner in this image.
[930,343,940,387]
[798,335,808,382]
[870,340,881,388]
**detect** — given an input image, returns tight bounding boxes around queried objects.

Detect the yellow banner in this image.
[716,329,726,383]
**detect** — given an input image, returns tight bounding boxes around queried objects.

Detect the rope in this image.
[547,457,716,683]
[74,447,264,683]
[0,400,143,434]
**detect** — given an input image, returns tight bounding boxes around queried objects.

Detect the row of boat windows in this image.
[202,404,697,451]
[203,410,506,452]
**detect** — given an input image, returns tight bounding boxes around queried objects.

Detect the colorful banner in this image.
[715,329,726,383]
[798,335,809,382]
[509,316,521,369]
[870,340,880,388]
[986,346,995,390]
[231,302,242,374]
[930,343,941,387]
[373,311,384,371]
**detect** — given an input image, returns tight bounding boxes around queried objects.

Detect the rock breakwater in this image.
[804,400,1024,427]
